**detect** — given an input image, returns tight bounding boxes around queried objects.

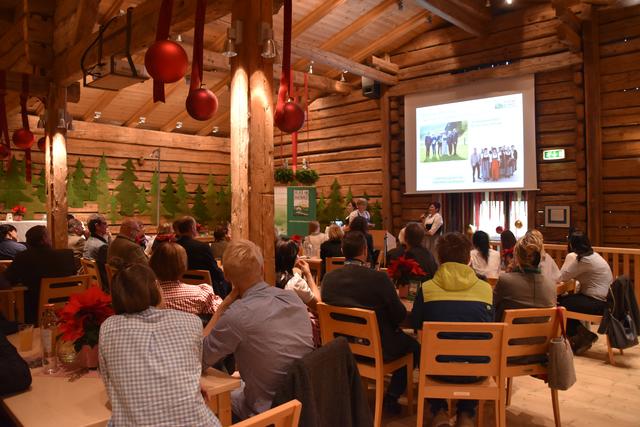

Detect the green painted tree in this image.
[149,171,161,223]
[370,200,383,230]
[96,156,112,213]
[0,156,32,209]
[109,191,119,223]
[0,162,6,207]
[67,177,82,208]
[345,187,354,205]
[216,175,231,224]
[33,167,46,204]
[205,175,218,223]
[324,178,345,223]
[115,159,139,216]
[191,185,211,224]
[161,175,179,219]
[316,193,329,228]
[70,159,89,202]
[88,169,98,201]
[136,185,149,215]
[25,167,46,217]
[175,169,191,215]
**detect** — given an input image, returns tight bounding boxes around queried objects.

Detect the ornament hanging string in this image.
[274,0,292,125]
[189,0,205,91]
[152,0,174,103]
[0,71,11,160]
[290,70,297,172]
[304,72,309,155]
[20,74,32,182]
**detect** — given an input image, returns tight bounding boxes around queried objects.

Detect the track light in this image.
[308,61,314,74]
[260,25,277,59]
[340,70,348,82]
[175,121,183,129]
[506,0,513,4]
[211,126,219,134]
[93,111,101,119]
[37,115,45,129]
[175,34,183,42]
[138,116,146,124]
[57,109,66,128]
[222,22,242,58]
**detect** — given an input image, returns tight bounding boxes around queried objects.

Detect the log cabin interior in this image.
[0,0,639,426]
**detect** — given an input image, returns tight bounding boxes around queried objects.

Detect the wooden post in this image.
[583,8,602,245]
[379,92,392,231]
[45,86,68,249]
[230,0,275,283]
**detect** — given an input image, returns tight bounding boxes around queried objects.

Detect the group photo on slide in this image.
[419,120,468,163]
[470,145,518,183]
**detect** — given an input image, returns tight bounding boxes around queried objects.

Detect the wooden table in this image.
[0,286,27,322]
[201,368,242,426]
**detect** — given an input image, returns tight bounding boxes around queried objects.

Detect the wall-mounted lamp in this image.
[37,114,46,129]
[222,21,243,58]
[260,23,277,59]
[308,61,314,74]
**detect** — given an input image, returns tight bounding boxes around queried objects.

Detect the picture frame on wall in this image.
[545,205,570,228]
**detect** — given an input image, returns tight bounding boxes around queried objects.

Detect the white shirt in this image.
[304,233,328,258]
[424,213,443,235]
[470,248,501,279]
[348,209,370,225]
[559,252,613,301]
[284,272,315,305]
[538,253,561,283]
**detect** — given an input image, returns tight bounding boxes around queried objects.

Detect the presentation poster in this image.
[415,93,524,192]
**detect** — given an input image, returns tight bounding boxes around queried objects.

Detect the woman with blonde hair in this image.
[493,232,557,321]
[528,229,560,282]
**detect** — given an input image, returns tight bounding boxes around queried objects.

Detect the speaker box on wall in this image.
[362,76,381,99]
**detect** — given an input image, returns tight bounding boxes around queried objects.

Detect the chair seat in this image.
[356,353,413,379]
[421,376,499,401]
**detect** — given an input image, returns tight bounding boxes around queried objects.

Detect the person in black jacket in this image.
[321,231,419,414]
[348,216,376,267]
[403,222,438,280]
[320,224,343,276]
[174,217,229,298]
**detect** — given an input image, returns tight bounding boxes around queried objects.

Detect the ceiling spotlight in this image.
[260,25,277,59]
[222,24,241,58]
[36,114,45,129]
[340,70,347,82]
[57,109,66,128]
[308,61,314,74]
[506,0,513,4]
[67,120,75,131]
[211,126,219,134]
[93,111,101,119]
[175,121,183,129]
[486,0,491,7]
[138,116,146,124]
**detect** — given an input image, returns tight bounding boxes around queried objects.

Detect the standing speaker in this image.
[362,76,381,99]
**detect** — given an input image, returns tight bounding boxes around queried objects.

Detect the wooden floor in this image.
[380,337,640,427]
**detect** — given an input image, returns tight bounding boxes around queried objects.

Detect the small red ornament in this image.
[496,226,504,234]
[186,87,218,121]
[144,40,188,83]
[275,101,305,133]
[0,144,10,159]
[12,128,34,149]
[37,136,46,151]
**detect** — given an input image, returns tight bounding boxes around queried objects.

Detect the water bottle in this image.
[303,240,313,258]
[40,304,58,374]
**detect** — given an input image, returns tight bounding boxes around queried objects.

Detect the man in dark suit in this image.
[174,216,229,298]
[3,226,77,324]
[321,231,420,414]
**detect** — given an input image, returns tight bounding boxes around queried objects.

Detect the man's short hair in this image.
[149,242,188,282]
[0,224,16,239]
[222,239,264,285]
[175,217,196,235]
[111,263,162,314]
[437,232,472,265]
[87,215,106,234]
[342,231,367,259]
[213,225,228,241]
[67,218,83,234]
[356,198,368,208]
[404,222,425,248]
[26,225,50,248]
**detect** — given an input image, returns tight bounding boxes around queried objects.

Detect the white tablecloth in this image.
[0,220,47,242]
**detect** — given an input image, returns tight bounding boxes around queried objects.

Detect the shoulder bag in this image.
[547,307,577,390]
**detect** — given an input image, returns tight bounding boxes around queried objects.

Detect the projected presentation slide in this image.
[415,93,524,192]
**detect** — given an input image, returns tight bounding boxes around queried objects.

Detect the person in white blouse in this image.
[275,239,321,310]
[303,221,327,258]
[347,198,371,226]
[558,231,613,354]
[421,201,443,253]
[469,230,501,279]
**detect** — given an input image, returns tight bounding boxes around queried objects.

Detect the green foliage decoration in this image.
[115,159,139,216]
[1,157,32,208]
[175,169,191,215]
[324,179,345,223]
[274,167,295,184]
[95,156,112,213]
[161,176,179,219]
[294,169,319,185]
[191,184,211,225]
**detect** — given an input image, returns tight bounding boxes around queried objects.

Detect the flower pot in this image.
[77,345,99,369]
[13,214,23,221]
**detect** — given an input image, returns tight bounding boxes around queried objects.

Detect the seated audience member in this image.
[99,263,220,427]
[320,224,343,275]
[470,230,501,279]
[4,226,76,324]
[558,231,613,354]
[145,223,175,257]
[386,227,406,265]
[107,218,148,266]
[493,233,556,321]
[83,215,109,260]
[203,239,314,420]
[411,232,493,427]
[211,225,230,260]
[0,315,31,396]
[136,220,149,250]
[303,221,327,258]
[175,216,229,298]
[67,218,86,269]
[403,222,438,280]
[348,216,376,266]
[500,229,517,270]
[528,229,560,282]
[275,239,321,310]
[0,224,26,260]
[150,242,222,316]
[322,231,419,414]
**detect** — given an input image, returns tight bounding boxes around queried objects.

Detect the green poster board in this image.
[274,186,317,236]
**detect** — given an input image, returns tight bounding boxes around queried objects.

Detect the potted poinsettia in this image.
[57,287,114,369]
[11,205,26,221]
[387,256,426,300]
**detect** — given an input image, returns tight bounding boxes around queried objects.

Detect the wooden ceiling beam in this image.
[1,71,80,102]
[415,0,489,37]
[368,55,399,75]
[291,41,398,85]
[553,0,582,52]
[292,0,346,39]
[123,81,182,127]
[82,90,120,122]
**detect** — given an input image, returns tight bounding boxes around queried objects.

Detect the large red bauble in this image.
[0,144,10,159]
[144,40,188,83]
[275,101,305,133]
[186,88,218,121]
[12,128,35,149]
[37,136,46,151]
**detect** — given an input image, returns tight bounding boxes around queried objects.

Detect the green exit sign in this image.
[543,149,565,160]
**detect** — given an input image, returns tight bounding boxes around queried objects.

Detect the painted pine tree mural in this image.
[1,157,32,208]
[96,156,112,213]
[175,170,190,215]
[70,159,89,201]
[149,170,161,223]
[115,159,139,216]
[191,185,211,225]
[161,176,179,219]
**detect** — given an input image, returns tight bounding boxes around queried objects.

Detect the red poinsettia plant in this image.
[57,287,114,352]
[387,255,427,286]
[11,205,26,215]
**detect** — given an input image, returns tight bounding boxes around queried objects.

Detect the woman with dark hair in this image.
[500,230,517,270]
[558,231,613,354]
[470,230,501,279]
[99,262,220,427]
[0,224,26,260]
[348,216,376,266]
[275,239,320,309]
[421,201,443,254]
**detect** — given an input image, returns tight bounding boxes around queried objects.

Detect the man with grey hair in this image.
[83,214,110,260]
[68,217,86,270]
[203,239,314,421]
[107,218,147,266]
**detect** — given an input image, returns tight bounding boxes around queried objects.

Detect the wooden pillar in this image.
[583,8,602,245]
[45,85,68,249]
[230,0,275,283]
[379,92,392,231]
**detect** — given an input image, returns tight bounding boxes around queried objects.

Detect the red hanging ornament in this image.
[0,144,10,160]
[12,128,34,149]
[186,87,218,121]
[277,101,305,134]
[37,136,46,151]
[145,40,188,83]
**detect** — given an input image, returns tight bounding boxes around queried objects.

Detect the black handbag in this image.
[601,288,639,350]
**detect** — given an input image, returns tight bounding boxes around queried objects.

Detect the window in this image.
[473,192,527,240]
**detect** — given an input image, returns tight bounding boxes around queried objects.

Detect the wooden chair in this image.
[105,264,117,287]
[325,257,346,273]
[0,260,14,320]
[502,308,565,427]
[182,269,213,287]
[317,303,413,427]
[231,400,302,427]
[38,275,91,322]
[565,310,619,366]
[80,258,103,290]
[416,322,506,427]
[0,259,12,273]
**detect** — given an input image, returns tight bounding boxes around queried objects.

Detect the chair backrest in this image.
[39,275,91,321]
[80,258,102,289]
[419,321,506,378]
[232,400,302,427]
[325,257,346,273]
[502,307,564,377]
[105,264,117,286]
[317,302,382,362]
[0,260,12,274]
[182,269,213,286]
